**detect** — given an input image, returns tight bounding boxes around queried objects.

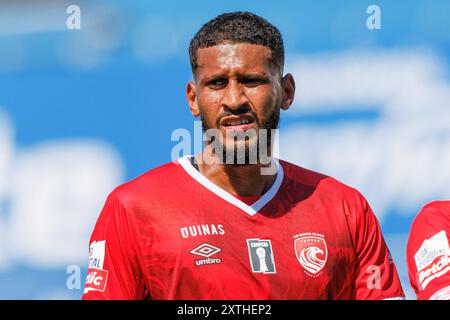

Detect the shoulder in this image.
[408,200,450,244]
[416,200,450,218]
[109,160,186,207]
[411,201,450,229]
[278,159,362,200]
[279,160,380,250]
[407,201,450,257]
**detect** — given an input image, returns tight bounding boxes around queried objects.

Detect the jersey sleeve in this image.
[82,193,147,300]
[406,203,450,300]
[352,191,405,300]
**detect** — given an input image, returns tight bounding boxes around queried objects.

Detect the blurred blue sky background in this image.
[1,0,450,299]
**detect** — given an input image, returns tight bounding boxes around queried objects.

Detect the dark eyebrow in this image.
[203,71,270,81]
[201,73,228,83]
[205,73,227,80]
[237,73,270,80]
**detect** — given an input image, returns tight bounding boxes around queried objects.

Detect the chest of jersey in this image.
[135,193,356,299]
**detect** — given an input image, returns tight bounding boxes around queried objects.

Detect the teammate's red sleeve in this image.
[82,193,147,300]
[406,202,450,300]
[352,191,405,300]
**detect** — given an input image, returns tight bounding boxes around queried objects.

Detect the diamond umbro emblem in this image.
[190,243,221,258]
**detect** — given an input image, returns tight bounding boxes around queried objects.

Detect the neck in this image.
[195,152,277,197]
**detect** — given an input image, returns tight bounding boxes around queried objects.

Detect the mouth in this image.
[219,115,256,132]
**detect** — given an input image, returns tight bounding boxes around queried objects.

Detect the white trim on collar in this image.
[177,155,284,216]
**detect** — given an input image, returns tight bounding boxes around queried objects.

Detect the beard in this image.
[200,106,280,165]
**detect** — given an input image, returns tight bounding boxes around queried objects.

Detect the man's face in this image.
[187,42,293,164]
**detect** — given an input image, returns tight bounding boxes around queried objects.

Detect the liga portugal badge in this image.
[294,233,328,276]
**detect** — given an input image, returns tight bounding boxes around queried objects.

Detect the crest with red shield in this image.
[294,235,328,275]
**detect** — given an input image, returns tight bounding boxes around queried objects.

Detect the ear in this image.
[280,73,295,110]
[186,81,200,117]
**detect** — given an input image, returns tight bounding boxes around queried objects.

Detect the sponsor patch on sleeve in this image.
[84,240,108,294]
[414,231,450,290]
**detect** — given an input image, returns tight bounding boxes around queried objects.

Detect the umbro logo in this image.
[190,243,222,266]
[190,243,221,258]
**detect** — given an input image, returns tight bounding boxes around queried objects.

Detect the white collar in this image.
[177,155,284,216]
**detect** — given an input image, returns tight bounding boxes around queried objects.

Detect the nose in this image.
[221,80,249,111]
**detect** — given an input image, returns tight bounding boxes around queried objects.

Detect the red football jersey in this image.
[82,156,404,300]
[407,201,450,300]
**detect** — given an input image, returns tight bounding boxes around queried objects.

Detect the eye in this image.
[240,77,267,87]
[207,78,228,89]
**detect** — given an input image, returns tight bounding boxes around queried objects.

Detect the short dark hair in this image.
[189,11,284,76]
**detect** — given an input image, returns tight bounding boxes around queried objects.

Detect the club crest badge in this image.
[294,233,327,277]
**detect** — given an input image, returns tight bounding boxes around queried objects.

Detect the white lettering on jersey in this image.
[418,255,450,290]
[414,231,450,290]
[180,224,225,239]
[88,240,106,269]
[84,240,108,294]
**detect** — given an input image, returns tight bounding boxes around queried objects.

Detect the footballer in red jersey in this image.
[82,12,404,300]
[407,201,450,300]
